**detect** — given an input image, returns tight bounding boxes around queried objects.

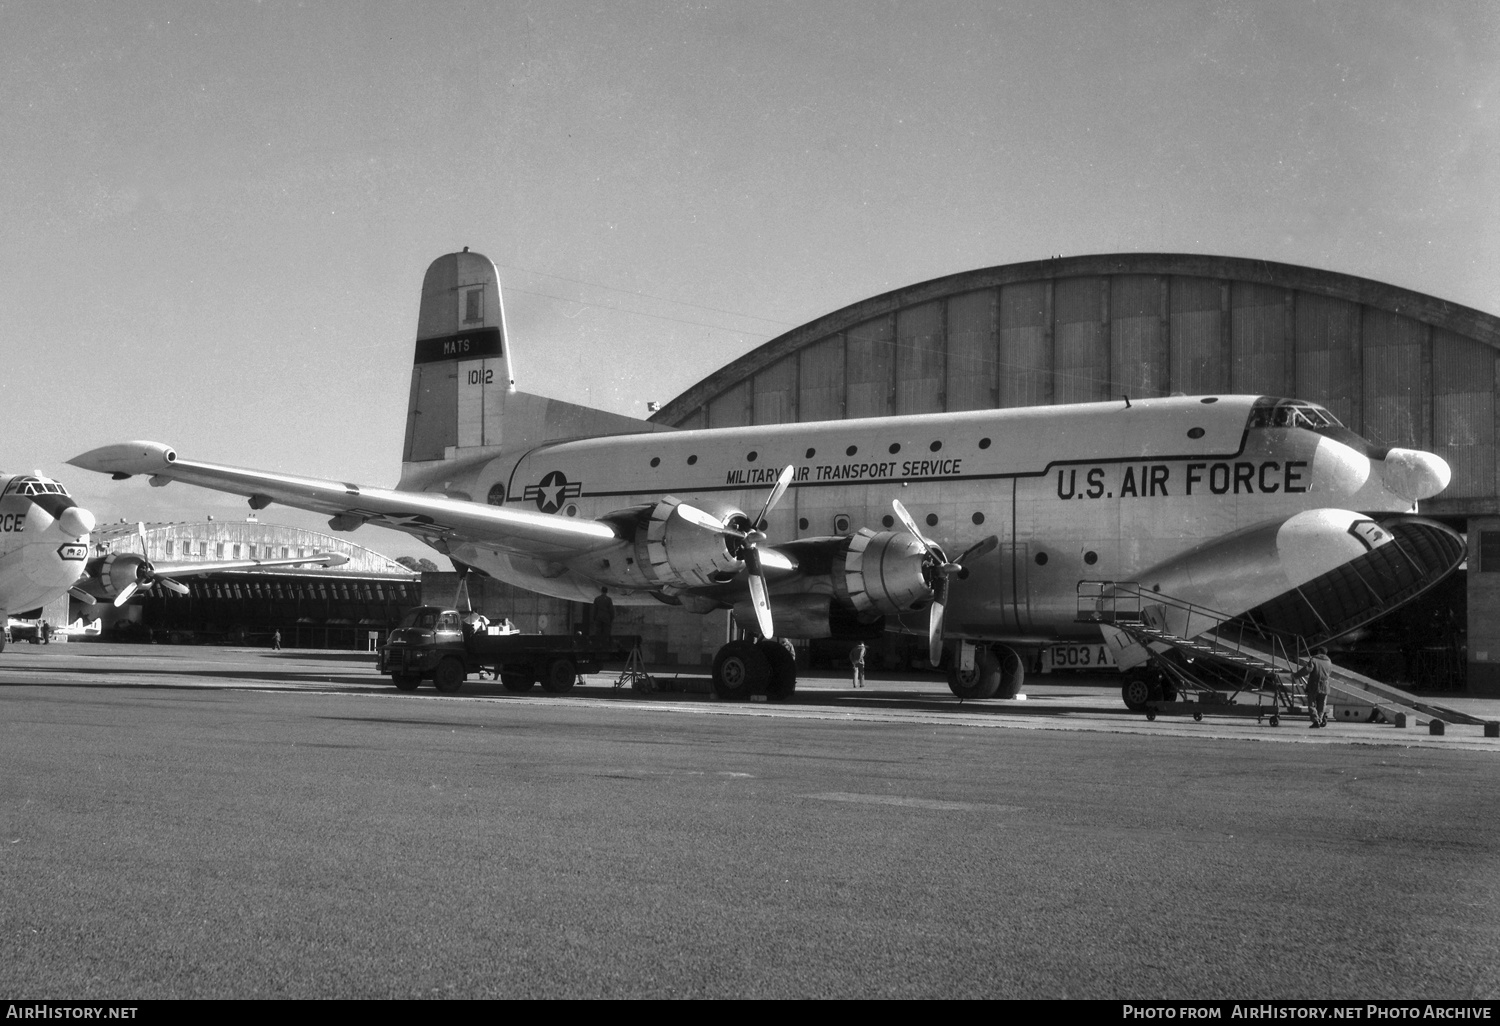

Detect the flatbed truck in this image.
[378,605,623,694]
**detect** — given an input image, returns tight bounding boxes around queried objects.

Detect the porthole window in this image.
[834,513,852,534]
[805,447,816,459]
[972,511,985,525]
[798,517,809,530]
[1187,427,1205,439]
[687,455,698,465]
[746,450,758,462]
[978,437,991,449]
[1084,551,1098,565]
[925,513,938,527]
[888,443,901,454]
[1035,552,1049,566]
[929,440,942,452]
[882,514,894,528]
[565,504,579,518]
[845,444,858,456]
[650,456,661,467]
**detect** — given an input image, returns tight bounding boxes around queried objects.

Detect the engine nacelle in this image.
[834,529,933,616]
[78,553,148,602]
[634,497,748,589]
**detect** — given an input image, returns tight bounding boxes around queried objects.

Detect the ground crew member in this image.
[272,629,281,651]
[850,641,866,688]
[1294,646,1333,728]
[40,620,50,644]
[592,587,614,647]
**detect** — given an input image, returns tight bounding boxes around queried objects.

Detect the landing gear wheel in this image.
[541,657,577,693]
[996,645,1025,699]
[712,640,769,700]
[501,673,534,693]
[759,639,797,702]
[391,674,421,692]
[947,645,1001,700]
[1122,673,1153,712]
[432,658,465,693]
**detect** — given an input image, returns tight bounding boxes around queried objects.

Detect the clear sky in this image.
[2,0,1496,561]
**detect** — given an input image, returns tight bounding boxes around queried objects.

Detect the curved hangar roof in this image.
[90,520,418,577]
[650,253,1500,516]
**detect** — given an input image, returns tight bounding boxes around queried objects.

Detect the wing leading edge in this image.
[67,441,619,562]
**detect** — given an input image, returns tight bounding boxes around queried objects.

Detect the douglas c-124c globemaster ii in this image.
[70,250,1463,704]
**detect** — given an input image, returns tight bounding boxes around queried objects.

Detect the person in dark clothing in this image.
[850,641,866,688]
[1294,647,1333,727]
[591,587,615,647]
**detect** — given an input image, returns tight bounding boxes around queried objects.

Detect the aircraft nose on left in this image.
[1381,448,1452,502]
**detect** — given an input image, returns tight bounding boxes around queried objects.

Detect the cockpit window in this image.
[1,476,70,498]
[1247,398,1341,431]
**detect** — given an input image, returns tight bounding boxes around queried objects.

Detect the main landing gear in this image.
[710,638,797,702]
[946,643,1025,700]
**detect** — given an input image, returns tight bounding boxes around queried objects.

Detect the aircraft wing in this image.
[68,441,619,562]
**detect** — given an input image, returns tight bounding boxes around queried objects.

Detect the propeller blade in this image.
[675,502,748,539]
[68,587,95,604]
[753,465,796,528]
[929,576,948,666]
[112,582,140,607]
[956,535,999,567]
[891,499,945,563]
[747,568,774,641]
[156,576,190,596]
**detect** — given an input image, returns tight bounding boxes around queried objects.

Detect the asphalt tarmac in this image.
[2,643,1498,999]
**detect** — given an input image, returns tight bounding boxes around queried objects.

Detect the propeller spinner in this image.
[675,465,795,640]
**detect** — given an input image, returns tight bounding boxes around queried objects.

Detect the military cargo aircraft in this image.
[69,250,1462,701]
[0,471,95,651]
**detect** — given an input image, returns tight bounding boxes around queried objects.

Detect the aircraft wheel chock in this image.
[712,640,768,700]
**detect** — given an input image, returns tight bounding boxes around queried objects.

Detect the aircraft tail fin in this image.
[401,250,667,481]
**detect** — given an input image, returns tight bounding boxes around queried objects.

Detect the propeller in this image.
[677,465,795,640]
[891,500,999,664]
[113,522,189,606]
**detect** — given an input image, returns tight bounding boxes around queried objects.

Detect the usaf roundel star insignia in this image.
[524,471,582,513]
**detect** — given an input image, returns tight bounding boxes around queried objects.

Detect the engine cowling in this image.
[834,529,934,616]
[78,553,148,603]
[633,497,748,589]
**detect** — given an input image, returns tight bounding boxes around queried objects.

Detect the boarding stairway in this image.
[1077,581,1489,727]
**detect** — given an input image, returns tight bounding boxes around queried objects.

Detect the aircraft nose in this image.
[59,506,96,537]
[1382,448,1451,501]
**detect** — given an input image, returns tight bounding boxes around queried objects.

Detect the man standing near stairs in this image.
[1294,647,1334,728]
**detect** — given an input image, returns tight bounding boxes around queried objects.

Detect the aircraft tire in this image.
[541,657,577,693]
[391,674,422,692]
[501,673,534,693]
[1121,673,1153,712]
[996,645,1025,699]
[712,640,768,700]
[432,658,466,693]
[947,645,1002,700]
[759,639,797,702]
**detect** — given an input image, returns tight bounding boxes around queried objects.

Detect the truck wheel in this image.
[541,658,577,693]
[711,640,768,700]
[432,658,465,693]
[759,639,797,701]
[501,673,533,693]
[391,674,421,692]
[1121,673,1153,711]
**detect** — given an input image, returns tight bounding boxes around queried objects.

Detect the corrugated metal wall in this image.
[684,270,1497,512]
